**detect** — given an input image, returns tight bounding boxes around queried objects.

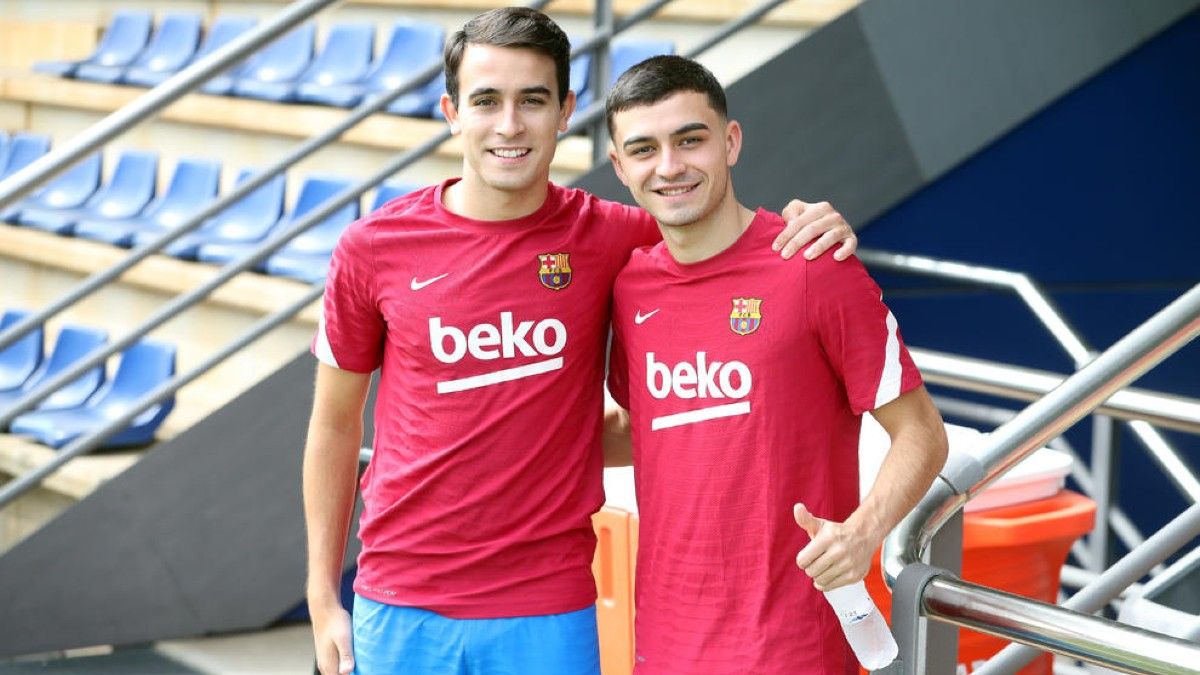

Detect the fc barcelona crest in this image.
[538,253,573,290]
[730,297,763,335]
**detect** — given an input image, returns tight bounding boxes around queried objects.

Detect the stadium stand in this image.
[73,157,221,246]
[196,16,261,95]
[229,23,316,102]
[131,168,287,259]
[294,19,444,109]
[0,310,43,394]
[120,12,203,88]
[0,152,101,224]
[9,339,176,449]
[0,325,108,415]
[0,133,51,182]
[0,131,8,165]
[575,38,676,111]
[18,149,157,235]
[286,22,376,104]
[32,10,152,79]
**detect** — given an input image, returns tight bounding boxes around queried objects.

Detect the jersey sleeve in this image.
[312,220,385,373]
[606,326,632,411]
[807,255,922,414]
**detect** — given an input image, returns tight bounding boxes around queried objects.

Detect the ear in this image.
[608,145,631,187]
[558,89,577,133]
[725,119,743,168]
[440,93,461,135]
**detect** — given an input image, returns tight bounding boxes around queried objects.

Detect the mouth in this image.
[651,182,699,197]
[489,148,532,159]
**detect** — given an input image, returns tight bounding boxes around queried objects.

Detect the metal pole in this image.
[972,502,1200,675]
[591,0,614,166]
[885,284,1200,585]
[1090,414,1118,573]
[923,575,1200,674]
[0,0,341,210]
[0,284,324,511]
[685,0,789,58]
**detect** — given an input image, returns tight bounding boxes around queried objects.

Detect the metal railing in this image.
[881,283,1200,673]
[0,0,792,508]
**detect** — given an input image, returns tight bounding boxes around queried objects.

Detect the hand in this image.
[793,503,875,591]
[311,600,355,675]
[775,200,857,261]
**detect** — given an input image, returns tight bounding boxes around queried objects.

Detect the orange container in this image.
[864,490,1096,674]
[593,507,636,675]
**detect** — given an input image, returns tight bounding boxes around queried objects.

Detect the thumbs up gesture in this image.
[793,503,877,592]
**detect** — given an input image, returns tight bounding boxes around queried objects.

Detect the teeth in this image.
[492,149,529,158]
[659,186,692,196]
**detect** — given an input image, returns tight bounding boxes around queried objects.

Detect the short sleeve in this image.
[606,327,631,411]
[312,221,385,373]
[807,255,922,414]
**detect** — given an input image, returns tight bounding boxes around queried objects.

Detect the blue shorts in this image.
[351,595,600,675]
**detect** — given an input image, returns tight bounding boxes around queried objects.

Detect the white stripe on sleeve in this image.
[874,307,902,409]
[314,307,341,369]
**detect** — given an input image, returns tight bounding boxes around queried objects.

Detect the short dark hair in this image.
[605,55,728,137]
[444,7,572,107]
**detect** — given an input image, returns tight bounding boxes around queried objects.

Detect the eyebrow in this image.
[466,85,553,99]
[621,121,712,149]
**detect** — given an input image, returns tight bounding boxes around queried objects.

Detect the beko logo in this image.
[645,352,752,430]
[429,312,566,393]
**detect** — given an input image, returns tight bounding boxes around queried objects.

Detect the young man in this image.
[604,56,949,674]
[303,9,860,675]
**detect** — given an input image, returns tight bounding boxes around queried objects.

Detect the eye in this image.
[521,96,547,106]
[679,136,702,147]
[629,145,654,157]
[472,97,496,107]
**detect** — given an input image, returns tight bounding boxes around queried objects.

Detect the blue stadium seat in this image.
[2,152,101,224]
[19,150,158,236]
[0,310,43,393]
[574,39,675,111]
[10,339,177,449]
[229,23,316,102]
[34,11,153,79]
[0,131,10,167]
[390,71,445,118]
[295,20,444,109]
[121,13,203,88]
[197,176,355,273]
[286,22,374,105]
[195,16,259,95]
[262,180,362,283]
[131,168,285,259]
[369,182,416,213]
[570,51,592,102]
[0,133,51,181]
[75,158,220,246]
[0,325,107,414]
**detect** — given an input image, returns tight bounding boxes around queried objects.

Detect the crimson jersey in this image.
[315,179,658,618]
[608,210,922,675]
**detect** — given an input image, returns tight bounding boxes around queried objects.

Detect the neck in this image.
[659,189,755,264]
[443,173,550,221]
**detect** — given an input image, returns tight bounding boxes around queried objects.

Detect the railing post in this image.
[925,510,964,673]
[1089,413,1119,574]
[591,0,614,166]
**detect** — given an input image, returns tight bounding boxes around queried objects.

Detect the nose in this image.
[656,147,686,181]
[494,101,525,138]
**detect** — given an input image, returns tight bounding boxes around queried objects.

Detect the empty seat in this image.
[575,39,675,111]
[122,12,203,87]
[295,20,444,110]
[284,22,374,105]
[390,71,445,118]
[0,133,51,182]
[75,157,220,246]
[194,16,259,95]
[19,150,158,235]
[369,182,417,213]
[229,23,316,102]
[34,11,153,79]
[0,131,9,166]
[2,153,101,224]
[131,168,285,259]
[197,176,355,272]
[262,180,363,283]
[0,325,107,414]
[10,339,177,449]
[0,310,43,393]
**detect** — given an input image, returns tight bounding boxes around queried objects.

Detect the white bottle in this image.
[824,581,899,670]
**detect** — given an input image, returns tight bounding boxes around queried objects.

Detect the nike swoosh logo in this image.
[410,273,450,291]
[634,309,660,325]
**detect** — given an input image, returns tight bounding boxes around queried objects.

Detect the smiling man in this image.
[604,56,948,674]
[302,9,863,675]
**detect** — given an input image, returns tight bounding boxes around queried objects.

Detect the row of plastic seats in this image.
[30,10,674,118]
[0,135,416,283]
[0,309,176,449]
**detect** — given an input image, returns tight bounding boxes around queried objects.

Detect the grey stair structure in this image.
[0,0,1196,659]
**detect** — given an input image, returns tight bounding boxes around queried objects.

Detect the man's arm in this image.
[776,199,857,261]
[304,363,372,675]
[794,386,948,591]
[602,404,633,467]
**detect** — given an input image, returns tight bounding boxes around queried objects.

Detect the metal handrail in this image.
[910,347,1200,435]
[0,0,787,507]
[884,283,1200,586]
